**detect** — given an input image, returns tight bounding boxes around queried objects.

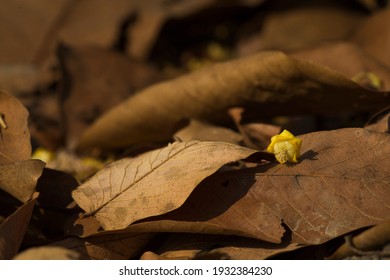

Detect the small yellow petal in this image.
[266,130,302,164]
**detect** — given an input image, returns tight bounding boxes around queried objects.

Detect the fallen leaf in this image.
[57,0,134,49]
[76,51,390,150]
[58,45,158,148]
[0,90,31,165]
[141,233,302,260]
[0,193,38,259]
[174,119,242,144]
[13,246,81,260]
[0,160,45,203]
[124,128,390,245]
[352,8,390,68]
[291,42,390,90]
[328,219,390,259]
[0,0,68,63]
[126,0,247,60]
[52,232,154,260]
[236,6,365,56]
[365,113,390,133]
[72,141,257,231]
[229,107,281,149]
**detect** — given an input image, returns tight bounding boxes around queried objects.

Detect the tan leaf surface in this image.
[52,233,154,260]
[0,90,31,165]
[72,141,257,231]
[229,107,281,149]
[352,8,390,68]
[0,160,45,203]
[13,246,81,260]
[76,51,390,151]
[0,0,68,63]
[365,113,390,133]
[291,42,390,90]
[58,45,158,148]
[174,119,243,145]
[126,128,390,245]
[328,219,390,259]
[0,193,38,259]
[141,233,302,260]
[237,6,364,56]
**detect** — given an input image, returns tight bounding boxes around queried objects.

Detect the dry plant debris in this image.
[0,0,390,260]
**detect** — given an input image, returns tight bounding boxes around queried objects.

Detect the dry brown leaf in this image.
[58,45,158,148]
[141,233,302,260]
[291,42,390,90]
[365,113,390,133]
[13,246,81,260]
[0,160,45,203]
[57,0,134,49]
[72,141,257,231]
[352,8,390,68]
[237,6,365,56]
[229,107,281,149]
[123,128,390,245]
[0,0,68,63]
[77,51,390,151]
[0,193,38,259]
[174,119,242,144]
[328,219,390,259]
[52,232,154,260]
[126,0,263,60]
[0,90,31,165]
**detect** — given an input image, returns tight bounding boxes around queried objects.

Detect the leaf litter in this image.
[1,0,390,260]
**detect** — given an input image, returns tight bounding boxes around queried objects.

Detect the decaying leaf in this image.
[0,90,31,165]
[72,141,257,231]
[352,8,390,68]
[77,51,390,151]
[121,128,390,245]
[174,119,242,144]
[328,219,390,260]
[0,193,38,259]
[237,6,364,56]
[0,160,45,203]
[13,246,81,260]
[141,233,302,260]
[291,42,390,90]
[229,107,281,150]
[58,45,158,148]
[52,232,155,260]
[365,113,390,133]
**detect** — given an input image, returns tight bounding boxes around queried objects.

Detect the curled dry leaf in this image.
[52,232,155,260]
[229,107,281,149]
[174,119,242,145]
[72,141,257,231]
[13,246,81,260]
[0,90,45,203]
[291,42,390,90]
[58,45,158,148]
[352,8,390,68]
[237,6,364,56]
[141,233,302,260]
[0,90,31,165]
[365,113,390,133]
[76,51,390,151]
[0,193,38,259]
[125,128,390,245]
[328,219,390,260]
[0,160,45,203]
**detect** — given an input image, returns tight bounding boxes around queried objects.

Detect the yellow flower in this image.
[267,130,302,164]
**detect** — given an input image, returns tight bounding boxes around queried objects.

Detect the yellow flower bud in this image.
[267,130,302,164]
